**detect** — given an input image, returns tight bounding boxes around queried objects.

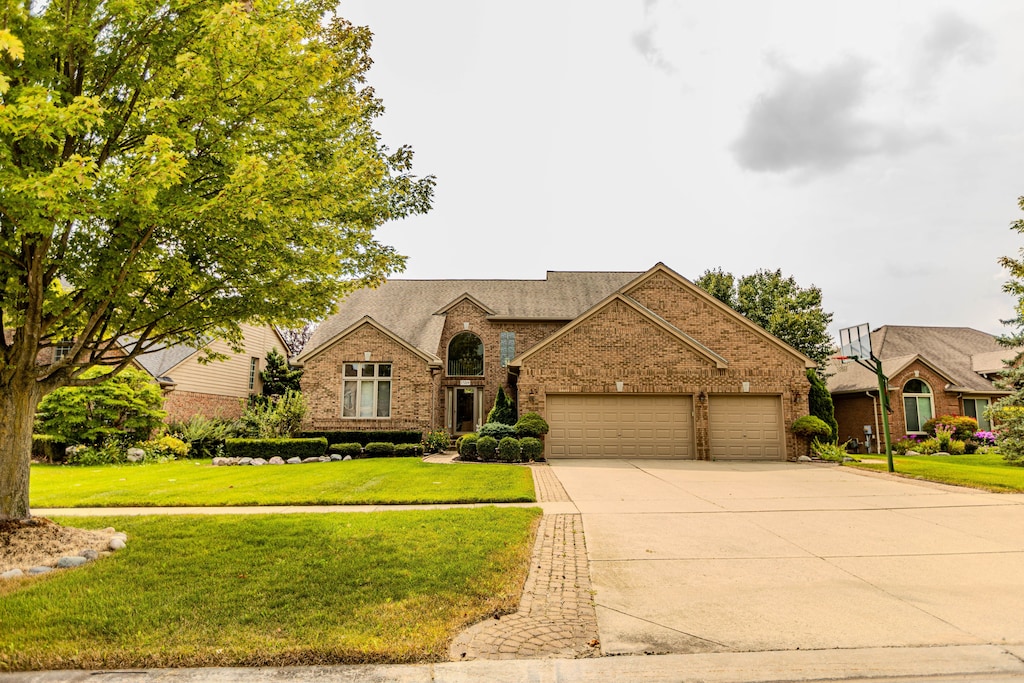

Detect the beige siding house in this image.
[135,323,290,421]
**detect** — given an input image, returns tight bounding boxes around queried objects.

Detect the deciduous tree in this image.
[0,0,433,519]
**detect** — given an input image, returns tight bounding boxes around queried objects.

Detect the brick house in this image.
[296,263,816,460]
[826,326,1019,452]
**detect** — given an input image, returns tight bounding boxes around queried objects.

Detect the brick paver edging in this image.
[449,513,600,661]
[529,463,572,503]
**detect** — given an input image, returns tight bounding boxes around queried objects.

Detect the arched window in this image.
[903,378,933,433]
[448,332,483,376]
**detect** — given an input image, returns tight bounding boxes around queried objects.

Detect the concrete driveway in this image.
[548,459,1024,657]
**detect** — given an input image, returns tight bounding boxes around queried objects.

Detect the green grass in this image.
[0,509,542,670]
[846,452,1024,492]
[30,458,536,507]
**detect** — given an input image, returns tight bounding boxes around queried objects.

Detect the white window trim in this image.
[902,379,933,434]
[342,362,392,419]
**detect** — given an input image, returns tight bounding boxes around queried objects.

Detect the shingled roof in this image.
[298,271,643,362]
[827,325,1019,394]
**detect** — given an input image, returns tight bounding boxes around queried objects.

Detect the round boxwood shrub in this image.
[496,436,522,463]
[520,437,544,461]
[329,442,363,457]
[395,443,424,457]
[458,433,479,460]
[476,435,497,461]
[364,441,396,457]
[514,412,550,438]
[790,415,831,440]
[479,422,516,441]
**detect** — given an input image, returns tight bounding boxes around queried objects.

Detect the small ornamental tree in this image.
[790,415,832,458]
[514,412,550,438]
[806,369,838,442]
[261,349,303,396]
[486,387,516,425]
[36,367,165,445]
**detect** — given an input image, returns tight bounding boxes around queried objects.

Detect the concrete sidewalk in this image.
[550,460,1024,657]
[2,644,1024,682]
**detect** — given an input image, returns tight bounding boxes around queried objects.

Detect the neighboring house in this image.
[295,263,816,460]
[826,326,1020,452]
[130,323,290,422]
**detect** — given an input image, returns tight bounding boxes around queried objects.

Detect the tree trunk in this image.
[0,376,42,521]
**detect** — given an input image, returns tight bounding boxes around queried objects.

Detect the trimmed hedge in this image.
[496,437,522,463]
[302,430,422,446]
[328,442,363,457]
[225,437,327,460]
[478,423,516,440]
[395,443,424,457]
[514,412,550,438]
[364,442,396,457]
[458,434,478,460]
[521,437,544,461]
[476,435,497,461]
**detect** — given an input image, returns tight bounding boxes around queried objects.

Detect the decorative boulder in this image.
[109,538,126,551]
[57,556,88,568]
[286,457,302,464]
[212,457,229,466]
[269,457,285,465]
[126,448,145,463]
[238,457,253,466]
[250,458,267,466]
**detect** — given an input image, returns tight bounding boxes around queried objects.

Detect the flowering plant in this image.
[974,431,996,446]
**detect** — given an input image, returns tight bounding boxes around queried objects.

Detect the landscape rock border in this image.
[1,523,127,580]
[211,454,352,466]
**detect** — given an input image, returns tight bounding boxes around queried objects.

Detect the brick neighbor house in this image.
[295,263,817,460]
[826,326,1020,453]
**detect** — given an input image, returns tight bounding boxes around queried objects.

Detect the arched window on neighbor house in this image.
[903,378,933,433]
[448,332,484,376]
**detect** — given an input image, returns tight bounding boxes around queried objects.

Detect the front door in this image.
[448,387,482,434]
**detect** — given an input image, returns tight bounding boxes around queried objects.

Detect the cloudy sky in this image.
[340,0,1024,340]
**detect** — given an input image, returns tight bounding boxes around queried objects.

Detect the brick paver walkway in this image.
[529,462,572,503]
[449,510,600,661]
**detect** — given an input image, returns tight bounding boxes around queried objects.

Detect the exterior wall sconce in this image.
[792,390,801,403]
[528,388,537,403]
[615,381,624,392]
[697,391,707,403]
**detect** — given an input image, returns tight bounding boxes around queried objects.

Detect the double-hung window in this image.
[963,398,991,431]
[342,363,392,418]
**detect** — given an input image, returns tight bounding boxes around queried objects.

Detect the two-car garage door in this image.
[546,393,783,460]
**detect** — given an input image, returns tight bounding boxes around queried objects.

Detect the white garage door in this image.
[547,394,694,458]
[708,395,784,460]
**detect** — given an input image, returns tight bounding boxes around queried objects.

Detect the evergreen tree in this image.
[261,349,303,396]
[806,369,838,442]
[486,387,516,425]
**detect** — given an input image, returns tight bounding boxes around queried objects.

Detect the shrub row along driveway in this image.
[549,459,1024,656]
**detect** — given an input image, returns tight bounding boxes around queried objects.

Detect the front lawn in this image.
[0,509,541,670]
[30,458,536,508]
[846,453,1024,493]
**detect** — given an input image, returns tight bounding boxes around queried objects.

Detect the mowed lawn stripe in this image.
[30,458,536,507]
[846,452,1024,492]
[0,509,542,670]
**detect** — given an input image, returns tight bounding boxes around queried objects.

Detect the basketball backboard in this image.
[839,323,872,361]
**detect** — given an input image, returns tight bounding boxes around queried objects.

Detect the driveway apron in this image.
[548,459,1024,656]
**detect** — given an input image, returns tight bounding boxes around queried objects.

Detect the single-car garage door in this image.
[547,394,694,458]
[708,395,784,460]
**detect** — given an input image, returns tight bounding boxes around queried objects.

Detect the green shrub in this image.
[170,414,236,459]
[458,433,479,460]
[934,424,954,452]
[949,439,967,455]
[237,389,306,438]
[302,430,422,446]
[915,438,940,455]
[224,437,327,460]
[514,412,549,438]
[893,438,919,455]
[811,439,849,462]
[476,435,497,461]
[36,366,165,445]
[486,387,516,425]
[991,402,1024,465]
[520,437,544,461]
[364,442,397,457]
[395,443,424,457]
[790,415,832,440]
[479,422,516,441]
[142,435,190,462]
[32,434,68,462]
[496,437,522,463]
[423,430,451,454]
[329,442,363,457]
[66,441,126,466]
[806,369,838,441]
[921,415,978,441]
[260,348,303,396]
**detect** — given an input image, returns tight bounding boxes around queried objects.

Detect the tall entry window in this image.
[342,363,392,418]
[448,332,483,376]
[903,378,933,433]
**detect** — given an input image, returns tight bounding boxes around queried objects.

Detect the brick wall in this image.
[300,322,436,433]
[833,393,879,453]
[163,390,245,422]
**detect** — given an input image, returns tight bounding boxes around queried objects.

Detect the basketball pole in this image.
[838,323,894,472]
[873,358,895,473]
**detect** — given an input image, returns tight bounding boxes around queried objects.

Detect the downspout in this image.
[867,391,880,454]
